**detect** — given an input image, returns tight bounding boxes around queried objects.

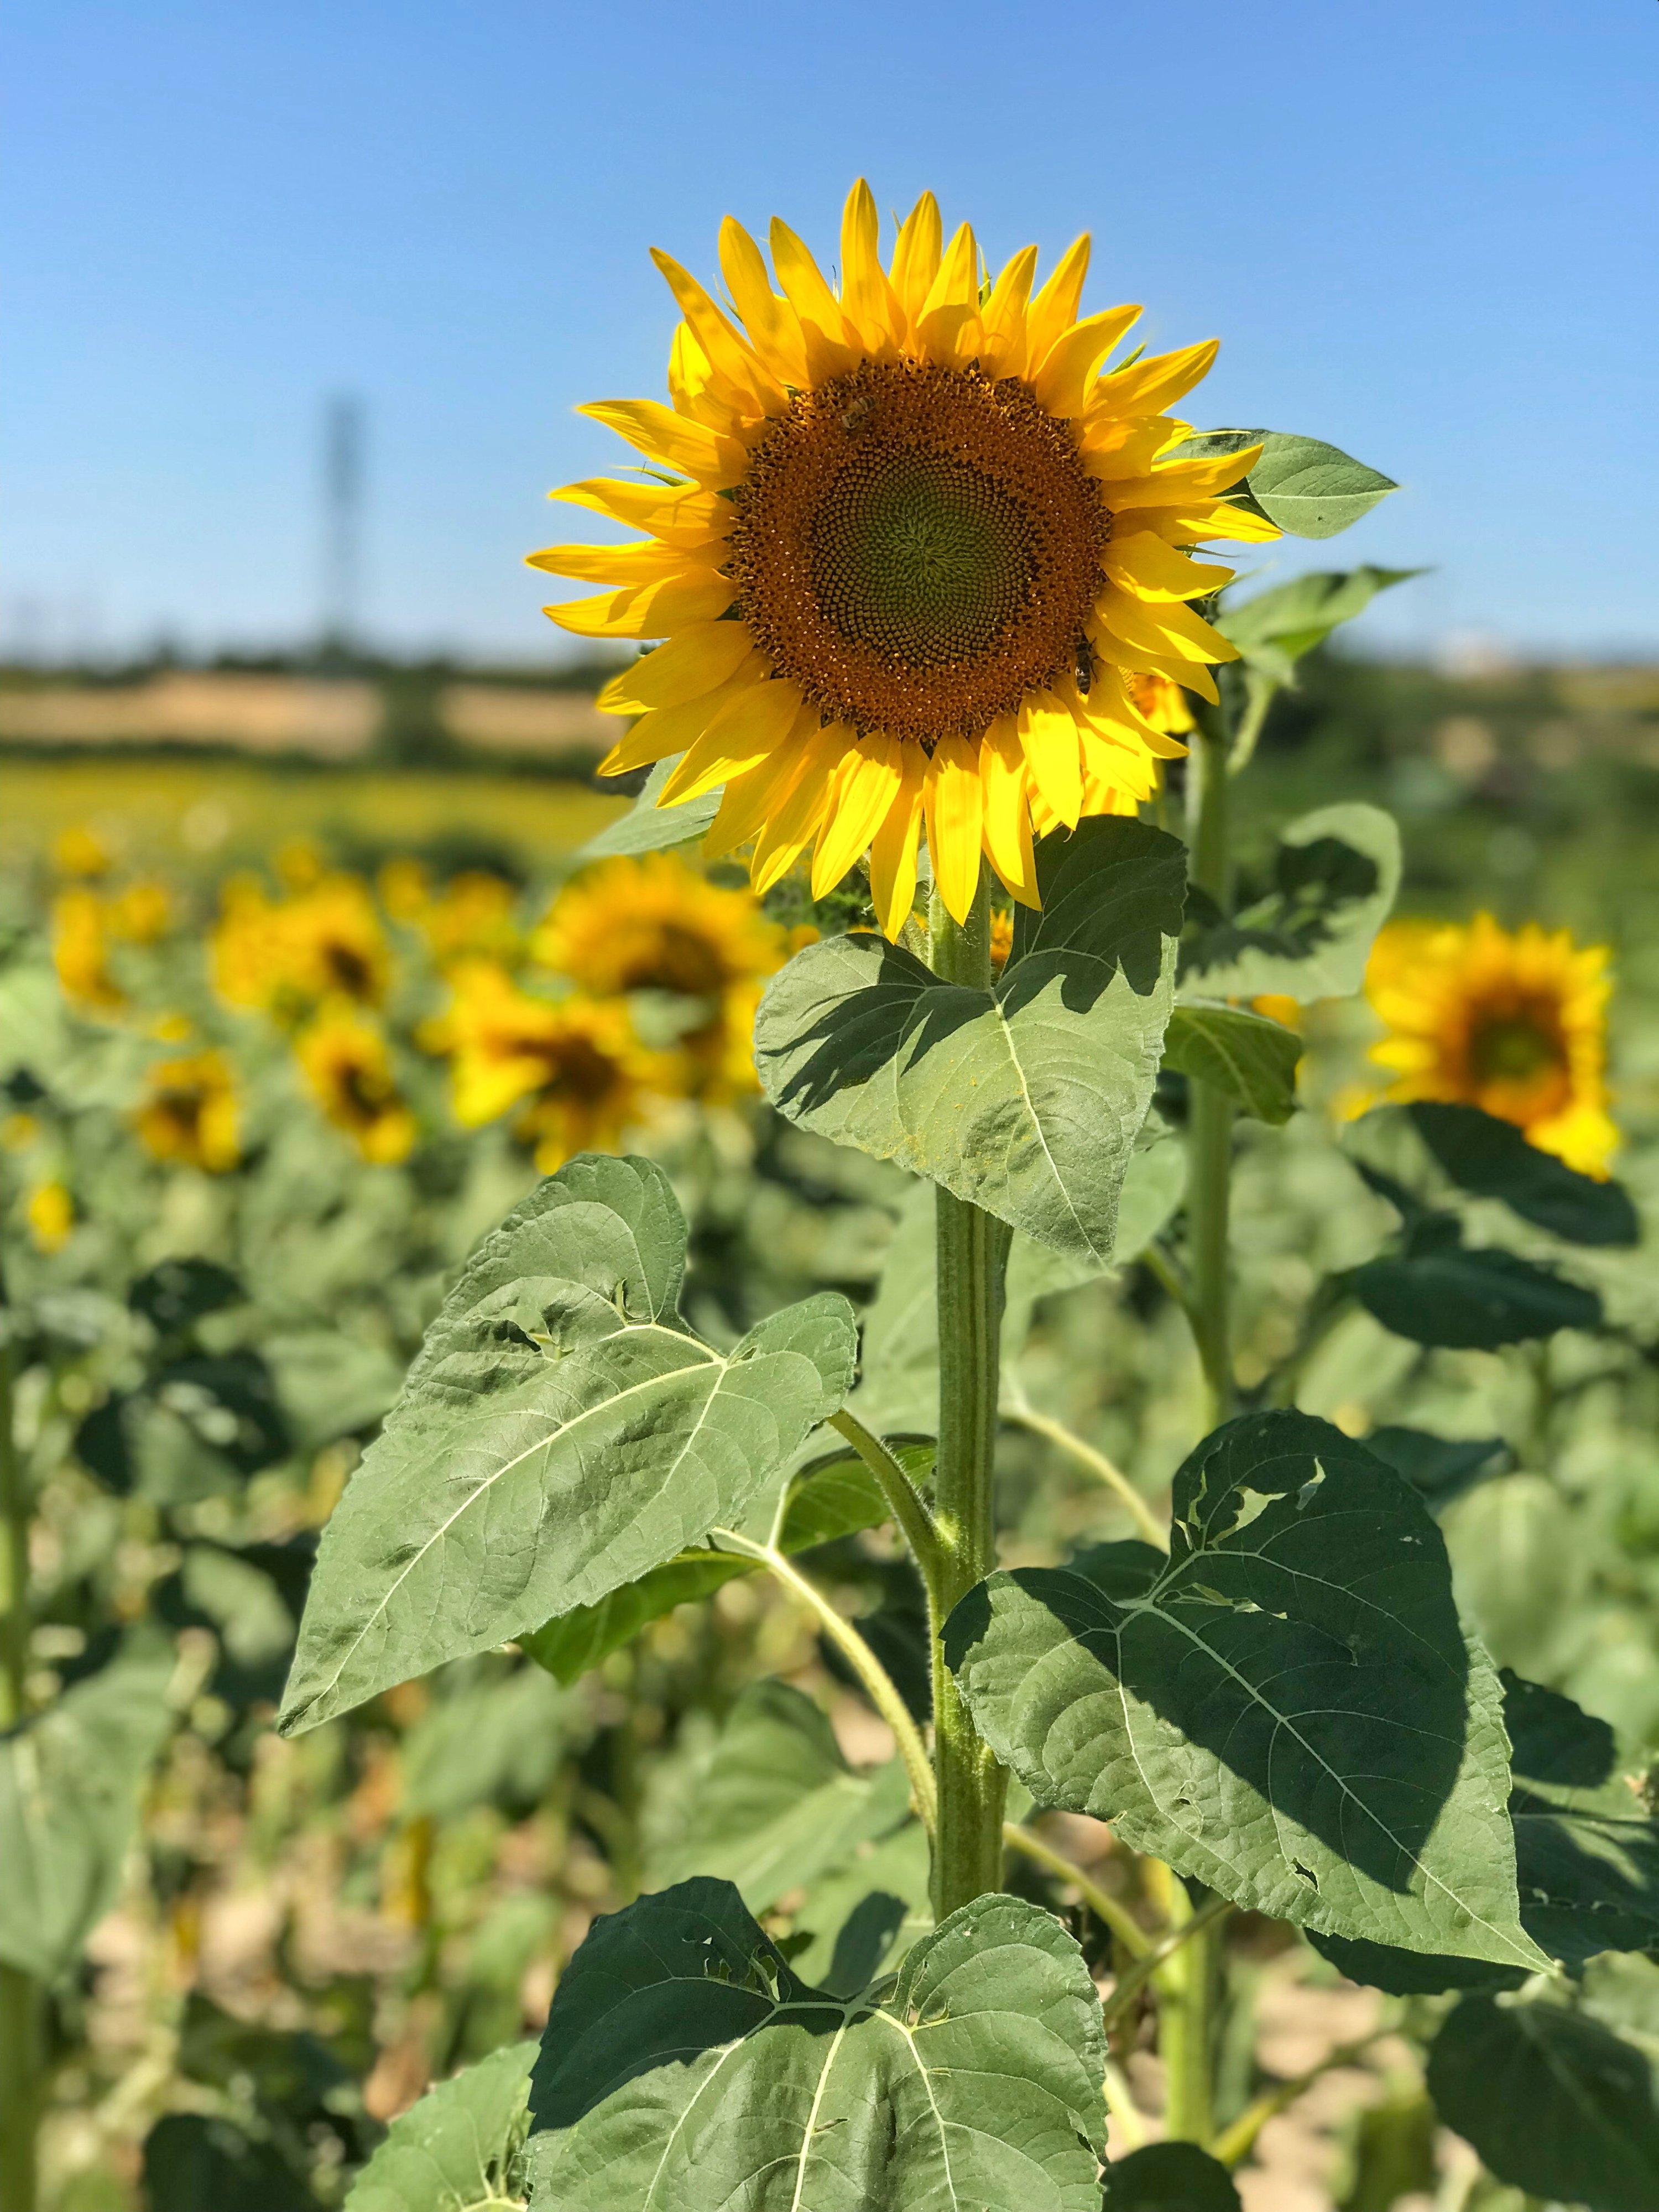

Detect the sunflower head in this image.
[212,872,390,1023]
[532,852,789,1000]
[532,182,1275,938]
[26,1180,74,1254]
[134,1051,240,1173]
[1363,912,1618,1177]
[53,888,126,1012]
[296,1009,417,1165]
[430,962,665,1172]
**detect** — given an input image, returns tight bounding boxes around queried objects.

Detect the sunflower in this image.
[213,873,390,1023]
[531,182,1275,937]
[1362,914,1618,1177]
[26,1181,75,1254]
[427,961,664,1171]
[134,1051,240,1172]
[533,852,789,998]
[296,1010,418,1165]
[1128,671,1197,737]
[52,888,126,1011]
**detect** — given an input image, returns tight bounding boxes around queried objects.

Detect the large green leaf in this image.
[1428,1994,1659,2212]
[140,2115,314,2212]
[279,1156,857,1733]
[1217,567,1422,685]
[1348,1229,1603,1348]
[576,756,720,859]
[946,1411,1544,1970]
[1163,1003,1301,1124]
[657,1679,911,1912]
[345,2040,538,2211]
[1406,1102,1640,1248]
[1179,804,1400,1005]
[523,1880,1107,2211]
[757,817,1185,1262]
[0,1640,175,1982]
[1361,1427,1509,1515]
[789,1821,934,1993]
[1103,2142,1242,2210]
[1177,430,1397,540]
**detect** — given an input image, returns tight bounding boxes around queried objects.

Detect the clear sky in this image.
[6,0,1657,665]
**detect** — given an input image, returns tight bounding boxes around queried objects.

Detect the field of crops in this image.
[6,641,1659,2212]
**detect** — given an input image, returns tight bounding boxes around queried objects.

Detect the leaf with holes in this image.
[756,816,1184,1263]
[1163,1003,1301,1124]
[945,1411,1545,1970]
[278,1155,857,1733]
[345,2039,538,2211]
[523,1879,1107,2211]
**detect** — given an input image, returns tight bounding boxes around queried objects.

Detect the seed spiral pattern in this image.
[727,360,1109,743]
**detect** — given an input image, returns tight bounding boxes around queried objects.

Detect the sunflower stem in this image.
[927,878,1010,1918]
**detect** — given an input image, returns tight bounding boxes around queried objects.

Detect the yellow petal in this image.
[529,538,711,586]
[749,724,842,893]
[1091,338,1219,421]
[550,478,718,536]
[869,748,927,940]
[769,218,855,379]
[1081,419,1172,478]
[1107,447,1264,510]
[596,666,765,775]
[1136,499,1282,546]
[1073,661,1190,759]
[1019,694,1083,829]
[705,711,824,855]
[651,248,785,416]
[598,622,759,713]
[718,216,810,387]
[1024,234,1091,364]
[890,192,943,331]
[1097,589,1237,666]
[658,676,805,804]
[979,244,1039,375]
[1103,530,1234,603]
[840,179,901,349]
[920,222,979,320]
[810,734,902,895]
[544,570,733,640]
[1096,637,1220,703]
[980,716,1038,907]
[922,735,986,926]
[578,398,745,487]
[1031,304,1141,418]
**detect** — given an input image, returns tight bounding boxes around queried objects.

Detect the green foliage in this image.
[1428,1994,1659,2212]
[1347,1196,1604,1347]
[946,1411,1545,1968]
[279,1155,858,1732]
[575,757,719,858]
[522,1880,1107,2211]
[1406,1101,1640,1246]
[140,2114,315,2212]
[343,2040,538,2212]
[1361,1425,1509,1512]
[1180,802,1400,1003]
[1177,430,1398,538]
[0,1640,175,1983]
[1103,2142,1243,2209]
[1218,568,1423,685]
[1162,1003,1301,1124]
[757,817,1185,1262]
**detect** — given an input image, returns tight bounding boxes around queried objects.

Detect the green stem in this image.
[826,1410,947,1598]
[927,880,1010,1918]
[1211,2026,1388,2167]
[711,1528,937,1836]
[1149,1874,1219,2147]
[0,1318,39,2212]
[1000,1394,1169,1552]
[1099,1892,1234,2033]
[1000,1820,1153,1959]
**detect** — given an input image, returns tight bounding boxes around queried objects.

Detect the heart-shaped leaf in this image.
[757,817,1184,1263]
[945,1410,1545,1971]
[523,1880,1107,2211]
[279,1156,857,1733]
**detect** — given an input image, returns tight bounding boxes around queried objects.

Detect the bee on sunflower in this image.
[424,961,667,1172]
[133,1051,241,1173]
[1361,912,1618,1177]
[296,1009,418,1165]
[531,181,1274,937]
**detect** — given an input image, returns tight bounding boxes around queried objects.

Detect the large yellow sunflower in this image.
[1362,914,1618,1177]
[531,182,1276,937]
[531,852,790,1000]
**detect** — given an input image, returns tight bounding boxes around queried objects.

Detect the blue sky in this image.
[6,0,1657,664]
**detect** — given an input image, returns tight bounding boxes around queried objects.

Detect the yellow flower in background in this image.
[1363,913,1618,1176]
[296,1010,418,1165]
[421,872,523,969]
[53,825,114,879]
[429,962,665,1171]
[534,853,788,1000]
[988,910,1015,972]
[26,1181,75,1253]
[1252,993,1301,1031]
[107,879,173,944]
[53,888,126,1011]
[213,872,390,1022]
[1,1113,41,1152]
[1129,671,1197,736]
[134,1051,241,1172]
[531,180,1275,937]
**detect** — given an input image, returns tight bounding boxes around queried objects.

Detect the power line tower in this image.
[320,393,366,658]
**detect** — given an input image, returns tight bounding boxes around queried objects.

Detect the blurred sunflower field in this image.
[6,632,1659,2212]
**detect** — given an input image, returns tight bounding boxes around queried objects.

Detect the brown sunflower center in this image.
[1468,1008,1564,1087]
[727,359,1107,743]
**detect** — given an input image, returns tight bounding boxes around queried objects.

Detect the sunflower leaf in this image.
[1179,802,1400,1005]
[1348,1240,1603,1347]
[1176,429,1399,539]
[944,1411,1546,1971]
[577,755,721,859]
[1103,2143,1243,2210]
[1427,1995,1659,2212]
[1163,1002,1301,1124]
[343,2040,538,2212]
[521,1880,1108,2212]
[756,816,1185,1263]
[279,1155,858,1733]
[1218,566,1423,680]
[1406,1102,1640,1247]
